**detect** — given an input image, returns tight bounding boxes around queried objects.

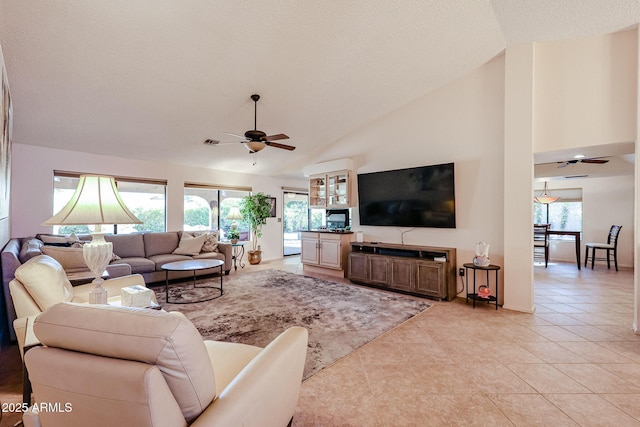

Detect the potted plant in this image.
[239,192,272,264]
[227,229,240,244]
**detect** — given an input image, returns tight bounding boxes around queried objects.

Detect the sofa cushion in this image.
[39,233,79,246]
[14,255,74,311]
[19,238,43,263]
[172,233,207,256]
[41,246,87,271]
[115,257,156,274]
[33,302,216,423]
[105,234,145,258]
[147,254,192,270]
[143,232,180,257]
[192,252,225,262]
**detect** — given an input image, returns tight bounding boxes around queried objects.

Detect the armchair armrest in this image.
[191,327,308,427]
[217,243,232,274]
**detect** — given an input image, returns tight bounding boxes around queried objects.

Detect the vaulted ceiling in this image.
[0,1,638,177]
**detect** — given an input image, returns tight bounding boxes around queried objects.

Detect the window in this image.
[52,172,167,234]
[534,188,582,239]
[184,184,251,241]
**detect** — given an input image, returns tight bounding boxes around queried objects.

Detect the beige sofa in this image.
[23,303,308,427]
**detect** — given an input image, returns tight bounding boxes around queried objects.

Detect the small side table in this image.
[464,263,500,310]
[231,242,245,271]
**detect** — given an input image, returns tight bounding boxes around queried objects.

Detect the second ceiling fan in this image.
[209,94,295,154]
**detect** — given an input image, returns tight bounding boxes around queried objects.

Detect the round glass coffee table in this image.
[161,259,224,304]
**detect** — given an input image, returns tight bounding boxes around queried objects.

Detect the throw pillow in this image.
[40,233,79,246]
[14,255,74,311]
[172,233,208,256]
[196,232,219,252]
[41,246,87,270]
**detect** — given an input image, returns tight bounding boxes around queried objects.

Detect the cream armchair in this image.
[22,302,308,427]
[9,255,152,356]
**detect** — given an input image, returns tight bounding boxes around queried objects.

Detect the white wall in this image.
[534,30,638,152]
[10,144,307,261]
[534,176,635,268]
[322,55,506,298]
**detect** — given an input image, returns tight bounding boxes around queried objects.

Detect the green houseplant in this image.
[227,228,240,243]
[239,192,272,264]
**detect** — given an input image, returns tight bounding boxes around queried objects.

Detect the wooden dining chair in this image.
[585,225,622,271]
[533,224,550,268]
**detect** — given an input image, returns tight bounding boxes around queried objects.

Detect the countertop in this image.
[300,229,354,234]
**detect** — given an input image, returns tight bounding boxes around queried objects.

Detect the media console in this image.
[347,242,457,300]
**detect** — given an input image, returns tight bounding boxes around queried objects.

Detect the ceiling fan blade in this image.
[265,133,289,142]
[581,159,609,164]
[266,141,296,151]
[203,138,249,147]
[224,132,249,141]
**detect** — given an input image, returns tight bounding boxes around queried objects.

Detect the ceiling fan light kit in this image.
[207,94,296,164]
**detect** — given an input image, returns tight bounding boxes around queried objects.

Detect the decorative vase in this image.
[248,250,262,265]
[473,242,491,267]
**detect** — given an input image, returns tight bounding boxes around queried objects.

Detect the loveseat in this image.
[2,231,231,340]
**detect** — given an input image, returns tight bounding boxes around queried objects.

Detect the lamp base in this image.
[84,232,113,304]
[89,283,108,304]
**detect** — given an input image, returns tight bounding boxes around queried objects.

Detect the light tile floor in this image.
[289,260,640,426]
[1,258,639,426]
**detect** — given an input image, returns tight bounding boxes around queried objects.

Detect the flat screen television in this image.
[357,162,456,228]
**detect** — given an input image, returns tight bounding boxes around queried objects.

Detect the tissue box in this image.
[121,285,153,308]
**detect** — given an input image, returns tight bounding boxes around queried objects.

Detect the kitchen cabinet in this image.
[347,242,457,300]
[300,231,355,277]
[309,171,351,208]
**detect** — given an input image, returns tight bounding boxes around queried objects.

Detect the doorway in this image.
[282,191,309,256]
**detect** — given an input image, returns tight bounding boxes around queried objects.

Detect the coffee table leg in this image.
[165,270,170,304]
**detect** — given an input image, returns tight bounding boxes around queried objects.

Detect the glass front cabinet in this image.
[309,171,350,208]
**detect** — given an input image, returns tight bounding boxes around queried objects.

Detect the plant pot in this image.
[247,250,262,265]
[231,239,238,244]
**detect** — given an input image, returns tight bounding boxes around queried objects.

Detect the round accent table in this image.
[463,263,500,310]
[161,259,224,304]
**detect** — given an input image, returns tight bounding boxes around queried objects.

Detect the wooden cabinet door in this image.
[319,237,341,268]
[415,261,444,298]
[389,258,414,292]
[301,236,319,265]
[347,253,368,282]
[368,255,390,285]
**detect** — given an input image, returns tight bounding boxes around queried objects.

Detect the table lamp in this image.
[226,206,243,230]
[42,175,142,304]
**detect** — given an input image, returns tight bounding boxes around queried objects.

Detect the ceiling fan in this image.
[556,157,609,168]
[204,94,295,154]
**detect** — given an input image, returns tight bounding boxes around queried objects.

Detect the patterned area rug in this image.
[152,269,431,379]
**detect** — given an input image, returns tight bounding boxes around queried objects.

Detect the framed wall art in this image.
[0,56,12,221]
[269,197,276,217]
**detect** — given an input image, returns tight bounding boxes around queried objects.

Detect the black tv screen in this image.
[357,163,456,228]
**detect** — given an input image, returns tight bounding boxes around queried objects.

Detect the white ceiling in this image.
[0,1,639,177]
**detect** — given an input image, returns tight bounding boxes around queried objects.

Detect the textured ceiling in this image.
[0,1,638,177]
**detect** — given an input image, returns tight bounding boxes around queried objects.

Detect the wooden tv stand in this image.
[347,242,457,301]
